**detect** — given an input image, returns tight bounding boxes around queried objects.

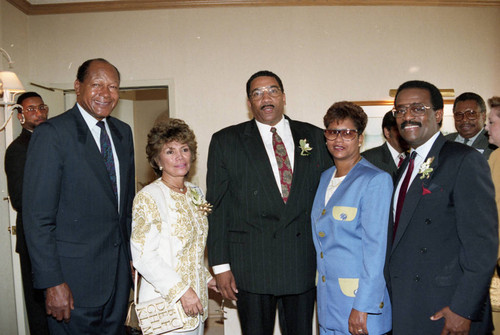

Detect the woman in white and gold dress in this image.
[131,119,217,335]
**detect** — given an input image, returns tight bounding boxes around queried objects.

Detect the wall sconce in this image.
[1,47,25,132]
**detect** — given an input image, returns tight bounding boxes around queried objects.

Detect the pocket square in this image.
[332,206,357,221]
[422,184,432,195]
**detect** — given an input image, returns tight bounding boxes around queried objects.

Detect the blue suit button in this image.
[425,218,431,225]
[414,275,420,282]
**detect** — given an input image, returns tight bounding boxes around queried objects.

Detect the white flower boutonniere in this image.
[190,188,213,216]
[419,157,434,180]
[299,139,313,156]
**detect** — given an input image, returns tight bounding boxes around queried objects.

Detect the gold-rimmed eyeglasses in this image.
[324,128,358,141]
[249,86,282,101]
[24,104,49,113]
[392,103,432,118]
[453,109,481,121]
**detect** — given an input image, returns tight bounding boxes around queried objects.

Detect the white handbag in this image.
[133,271,185,335]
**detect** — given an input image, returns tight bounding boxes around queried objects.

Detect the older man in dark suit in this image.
[362,111,408,179]
[23,58,135,334]
[207,71,332,335]
[445,92,496,158]
[5,92,49,335]
[386,80,498,334]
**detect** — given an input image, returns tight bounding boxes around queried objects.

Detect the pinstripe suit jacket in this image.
[206,117,332,295]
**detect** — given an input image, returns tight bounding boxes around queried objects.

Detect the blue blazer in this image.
[311,158,392,334]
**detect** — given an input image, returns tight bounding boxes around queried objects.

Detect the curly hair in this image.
[146,119,197,176]
[323,101,367,134]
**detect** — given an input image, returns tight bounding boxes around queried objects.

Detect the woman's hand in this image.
[180,288,203,317]
[348,308,368,335]
[208,278,219,292]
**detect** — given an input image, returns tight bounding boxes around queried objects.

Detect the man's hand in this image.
[45,282,74,322]
[348,308,368,335]
[215,271,238,301]
[430,306,471,335]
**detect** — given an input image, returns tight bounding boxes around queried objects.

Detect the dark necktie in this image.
[393,151,417,240]
[97,121,117,198]
[464,138,471,146]
[271,127,293,203]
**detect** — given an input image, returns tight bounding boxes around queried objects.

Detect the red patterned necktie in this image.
[271,127,293,203]
[393,151,416,240]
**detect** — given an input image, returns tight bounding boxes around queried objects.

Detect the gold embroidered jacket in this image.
[131,179,211,331]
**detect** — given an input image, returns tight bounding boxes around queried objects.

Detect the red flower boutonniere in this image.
[422,184,431,195]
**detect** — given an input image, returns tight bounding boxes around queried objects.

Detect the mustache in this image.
[401,120,422,129]
[261,104,274,110]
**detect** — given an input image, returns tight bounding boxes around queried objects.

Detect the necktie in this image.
[271,127,293,203]
[393,151,416,240]
[464,138,471,146]
[97,121,117,198]
[397,153,405,168]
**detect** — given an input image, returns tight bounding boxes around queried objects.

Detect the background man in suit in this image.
[386,80,498,334]
[207,70,332,334]
[362,110,408,178]
[445,92,496,158]
[23,58,135,334]
[5,92,49,335]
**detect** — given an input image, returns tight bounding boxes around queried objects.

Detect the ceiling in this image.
[6,0,500,15]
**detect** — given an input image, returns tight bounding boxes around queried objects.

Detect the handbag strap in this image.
[133,269,139,305]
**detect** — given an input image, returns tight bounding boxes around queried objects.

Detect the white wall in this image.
[9,5,498,190]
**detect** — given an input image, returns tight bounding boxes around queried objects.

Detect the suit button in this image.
[379,302,384,309]
[425,218,431,225]
[253,190,258,195]
[320,252,324,258]
[414,275,420,282]
[318,232,325,237]
[322,276,325,282]
[420,248,427,254]
[321,209,326,215]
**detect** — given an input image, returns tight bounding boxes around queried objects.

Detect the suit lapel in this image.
[72,106,119,210]
[108,117,127,211]
[392,134,445,251]
[287,118,309,204]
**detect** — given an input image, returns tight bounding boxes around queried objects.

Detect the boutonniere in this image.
[190,188,213,216]
[422,184,432,195]
[299,139,312,156]
[418,157,434,180]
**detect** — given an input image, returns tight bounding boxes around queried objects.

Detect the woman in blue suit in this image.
[312,101,393,335]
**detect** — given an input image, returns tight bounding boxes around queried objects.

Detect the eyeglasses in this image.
[453,109,481,121]
[392,103,432,118]
[24,104,49,113]
[324,128,358,141]
[249,86,282,100]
